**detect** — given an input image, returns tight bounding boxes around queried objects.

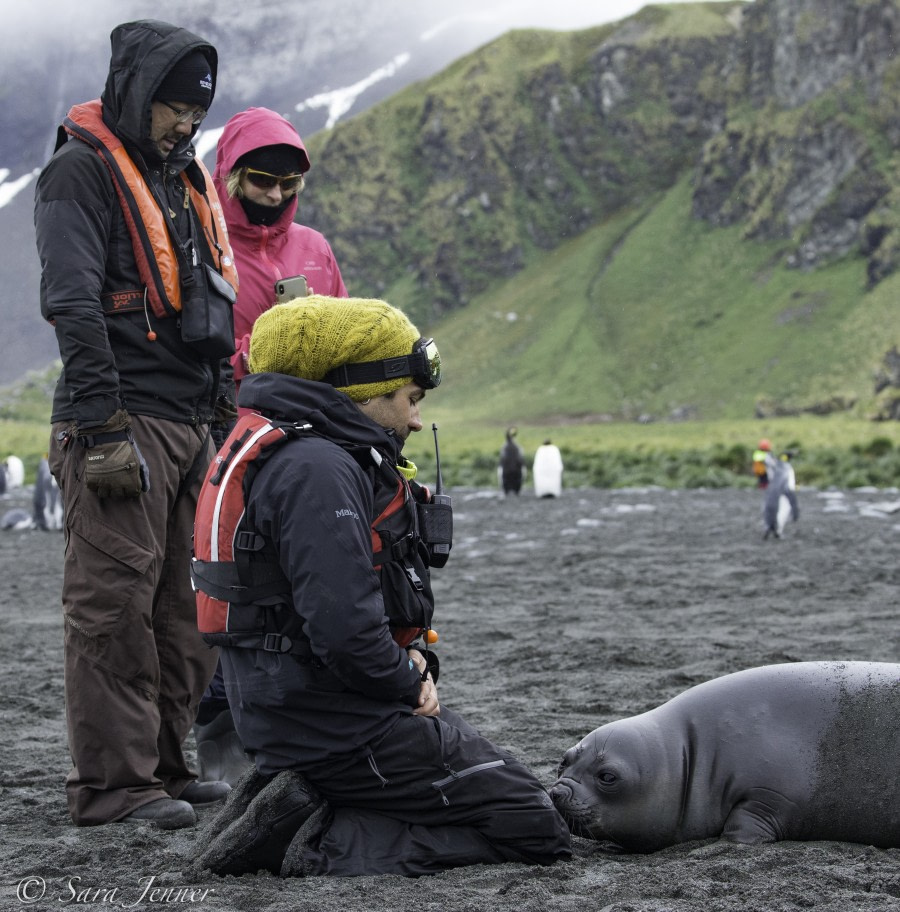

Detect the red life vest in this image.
[62,99,239,319]
[191,412,434,653]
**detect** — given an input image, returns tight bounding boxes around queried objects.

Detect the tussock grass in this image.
[4,391,899,491]
[407,415,900,491]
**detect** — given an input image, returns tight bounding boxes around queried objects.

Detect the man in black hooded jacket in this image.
[34,19,236,829]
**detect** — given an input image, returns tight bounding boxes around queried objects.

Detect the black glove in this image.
[211,397,238,451]
[77,409,150,498]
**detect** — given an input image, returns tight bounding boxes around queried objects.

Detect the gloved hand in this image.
[211,397,238,451]
[77,409,150,498]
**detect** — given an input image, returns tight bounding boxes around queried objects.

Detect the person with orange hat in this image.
[752,438,774,488]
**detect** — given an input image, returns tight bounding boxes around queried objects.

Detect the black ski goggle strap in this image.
[323,337,442,390]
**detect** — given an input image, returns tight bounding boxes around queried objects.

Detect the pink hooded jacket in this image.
[213,107,348,387]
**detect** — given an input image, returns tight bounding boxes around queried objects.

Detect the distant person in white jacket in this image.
[533,439,563,498]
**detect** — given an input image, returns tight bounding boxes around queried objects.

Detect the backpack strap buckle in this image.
[235,530,266,552]
[262,633,293,653]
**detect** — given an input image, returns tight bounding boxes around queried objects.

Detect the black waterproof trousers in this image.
[295,707,572,876]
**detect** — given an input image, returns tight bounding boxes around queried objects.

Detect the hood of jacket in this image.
[100,19,217,166]
[213,107,311,239]
[238,372,404,463]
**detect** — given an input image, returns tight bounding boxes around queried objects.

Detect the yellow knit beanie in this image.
[248,295,422,401]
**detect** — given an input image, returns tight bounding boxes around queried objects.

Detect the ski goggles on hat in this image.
[244,168,304,193]
[324,337,442,390]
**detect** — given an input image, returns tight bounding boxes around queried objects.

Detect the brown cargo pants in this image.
[49,414,218,825]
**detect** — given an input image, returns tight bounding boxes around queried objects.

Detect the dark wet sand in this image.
[1,484,898,911]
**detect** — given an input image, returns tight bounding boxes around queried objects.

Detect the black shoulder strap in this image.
[54,125,69,155]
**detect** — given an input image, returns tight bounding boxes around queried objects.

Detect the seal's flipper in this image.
[721,790,799,844]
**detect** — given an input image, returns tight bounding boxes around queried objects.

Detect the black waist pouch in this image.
[181,263,236,360]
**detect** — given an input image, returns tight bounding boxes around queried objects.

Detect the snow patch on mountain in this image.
[0,170,39,209]
[295,53,411,129]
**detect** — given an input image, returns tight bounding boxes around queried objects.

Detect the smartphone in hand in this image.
[274,275,309,303]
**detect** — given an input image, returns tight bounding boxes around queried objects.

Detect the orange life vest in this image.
[63,99,238,320]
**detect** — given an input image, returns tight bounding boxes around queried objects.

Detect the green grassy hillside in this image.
[420,174,898,426]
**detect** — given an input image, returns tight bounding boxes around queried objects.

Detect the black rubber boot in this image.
[194,770,322,876]
[122,798,196,830]
[192,706,253,787]
[180,780,232,807]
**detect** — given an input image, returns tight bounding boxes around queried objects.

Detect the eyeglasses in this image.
[159,101,207,125]
[323,337,443,391]
[244,168,305,194]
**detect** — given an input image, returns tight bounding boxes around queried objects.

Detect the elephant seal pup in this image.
[550,661,899,852]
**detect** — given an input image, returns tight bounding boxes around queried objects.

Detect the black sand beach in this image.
[1,483,898,911]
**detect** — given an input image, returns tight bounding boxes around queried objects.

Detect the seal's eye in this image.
[596,770,618,786]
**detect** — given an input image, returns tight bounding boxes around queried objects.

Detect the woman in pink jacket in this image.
[213,107,347,395]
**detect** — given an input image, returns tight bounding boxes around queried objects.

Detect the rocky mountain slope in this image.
[302,0,900,319]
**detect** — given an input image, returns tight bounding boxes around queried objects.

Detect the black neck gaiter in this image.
[240,196,292,227]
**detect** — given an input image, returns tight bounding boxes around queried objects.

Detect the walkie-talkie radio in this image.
[418,423,452,568]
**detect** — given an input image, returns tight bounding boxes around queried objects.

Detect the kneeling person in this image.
[192,296,571,876]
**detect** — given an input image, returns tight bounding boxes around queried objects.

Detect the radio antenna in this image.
[432,423,444,495]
